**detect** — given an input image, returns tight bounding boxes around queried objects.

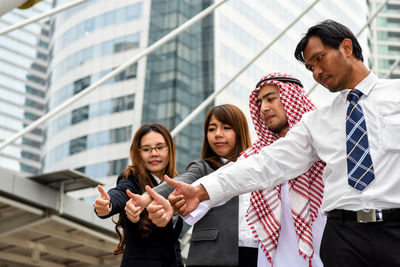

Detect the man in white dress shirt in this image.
[165,19,400,267]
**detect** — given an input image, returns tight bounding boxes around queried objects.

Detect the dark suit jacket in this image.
[154,160,239,266]
[98,172,183,267]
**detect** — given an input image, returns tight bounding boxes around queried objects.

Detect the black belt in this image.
[327,209,400,223]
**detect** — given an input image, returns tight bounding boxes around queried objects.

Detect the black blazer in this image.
[154,160,239,266]
[98,172,183,267]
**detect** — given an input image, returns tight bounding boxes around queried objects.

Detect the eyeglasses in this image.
[139,145,168,154]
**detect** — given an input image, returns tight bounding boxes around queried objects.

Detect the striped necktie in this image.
[346,89,375,190]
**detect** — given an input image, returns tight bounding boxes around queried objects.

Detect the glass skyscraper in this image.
[369,1,400,78]
[143,0,214,171]
[0,0,51,174]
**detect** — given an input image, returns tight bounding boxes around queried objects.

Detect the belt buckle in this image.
[356,209,383,223]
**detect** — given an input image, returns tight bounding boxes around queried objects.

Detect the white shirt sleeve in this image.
[183,161,239,224]
[183,201,211,225]
[197,121,319,206]
[183,197,230,224]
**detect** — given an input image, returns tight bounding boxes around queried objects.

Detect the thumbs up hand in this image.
[165,175,204,216]
[146,185,174,227]
[125,189,152,223]
[94,185,111,216]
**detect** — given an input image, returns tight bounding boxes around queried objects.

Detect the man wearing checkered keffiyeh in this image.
[242,72,326,266]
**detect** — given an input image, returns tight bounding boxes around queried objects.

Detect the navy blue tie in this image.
[346,89,375,190]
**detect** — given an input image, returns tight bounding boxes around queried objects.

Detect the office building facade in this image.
[0,0,51,175]
[368,0,400,78]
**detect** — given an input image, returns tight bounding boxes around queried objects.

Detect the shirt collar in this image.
[150,172,161,184]
[220,157,228,164]
[338,71,377,103]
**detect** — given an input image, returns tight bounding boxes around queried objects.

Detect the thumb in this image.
[126,189,140,204]
[126,189,137,199]
[164,175,180,189]
[97,185,110,200]
[145,185,163,203]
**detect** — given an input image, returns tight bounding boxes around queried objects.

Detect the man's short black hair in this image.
[294,19,363,64]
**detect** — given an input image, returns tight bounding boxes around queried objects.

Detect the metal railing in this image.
[0,0,90,36]
[384,57,400,78]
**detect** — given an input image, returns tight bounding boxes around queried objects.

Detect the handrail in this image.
[384,57,400,78]
[0,0,90,36]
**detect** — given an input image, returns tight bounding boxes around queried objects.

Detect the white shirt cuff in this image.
[183,201,211,225]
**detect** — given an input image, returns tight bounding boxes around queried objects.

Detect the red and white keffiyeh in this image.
[243,72,326,264]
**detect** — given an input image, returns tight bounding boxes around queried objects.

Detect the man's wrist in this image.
[194,184,210,202]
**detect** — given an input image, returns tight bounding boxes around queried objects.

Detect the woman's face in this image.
[207,115,237,158]
[139,131,170,179]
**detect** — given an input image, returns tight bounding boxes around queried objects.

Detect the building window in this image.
[22,137,41,149]
[25,86,45,98]
[24,112,40,121]
[56,2,142,53]
[21,151,40,161]
[75,158,128,179]
[27,74,46,86]
[110,126,132,143]
[115,64,137,81]
[20,163,39,174]
[25,99,44,110]
[44,126,132,168]
[73,76,91,94]
[47,94,135,138]
[54,32,140,79]
[32,63,47,73]
[69,136,87,155]
[71,106,89,124]
[52,66,137,108]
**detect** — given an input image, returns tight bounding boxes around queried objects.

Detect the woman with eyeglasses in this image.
[125,105,259,266]
[94,124,183,267]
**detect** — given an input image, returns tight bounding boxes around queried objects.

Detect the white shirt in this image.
[184,191,258,248]
[257,183,325,267]
[185,160,258,248]
[189,178,324,266]
[198,72,400,213]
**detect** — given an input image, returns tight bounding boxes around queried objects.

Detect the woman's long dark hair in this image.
[201,104,251,169]
[114,124,177,255]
